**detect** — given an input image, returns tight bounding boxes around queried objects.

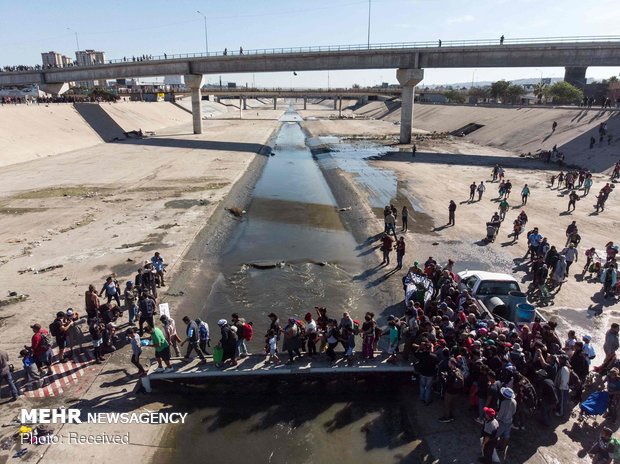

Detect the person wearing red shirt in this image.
[29,324,52,375]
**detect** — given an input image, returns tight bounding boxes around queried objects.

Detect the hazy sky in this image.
[1,0,619,87]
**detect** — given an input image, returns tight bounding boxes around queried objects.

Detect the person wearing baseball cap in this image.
[481,407,499,464]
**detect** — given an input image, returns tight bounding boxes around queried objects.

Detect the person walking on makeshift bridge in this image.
[180,316,207,363]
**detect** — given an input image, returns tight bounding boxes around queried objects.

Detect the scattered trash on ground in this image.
[18,264,63,275]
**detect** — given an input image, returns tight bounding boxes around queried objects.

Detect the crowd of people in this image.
[0,252,169,397]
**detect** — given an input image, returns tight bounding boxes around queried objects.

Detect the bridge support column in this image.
[185,74,204,134]
[338,97,342,118]
[333,97,338,110]
[243,97,247,110]
[303,97,307,110]
[397,68,424,144]
[273,97,277,110]
[39,82,69,97]
[564,66,587,89]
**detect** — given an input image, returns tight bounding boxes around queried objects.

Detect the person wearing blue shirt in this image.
[151,252,166,287]
[527,227,543,260]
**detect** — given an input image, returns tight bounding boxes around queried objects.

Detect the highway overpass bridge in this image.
[192,87,400,111]
[2,36,619,143]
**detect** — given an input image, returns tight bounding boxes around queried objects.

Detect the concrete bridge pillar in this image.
[397,68,424,144]
[39,82,69,97]
[185,74,204,134]
[564,66,587,89]
[243,97,247,110]
[273,97,277,110]
[333,97,338,110]
[338,97,342,118]
[303,97,307,110]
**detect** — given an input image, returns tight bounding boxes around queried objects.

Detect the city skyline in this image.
[1,0,619,87]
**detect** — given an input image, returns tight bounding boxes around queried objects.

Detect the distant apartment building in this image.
[75,50,106,87]
[41,51,72,68]
[75,50,106,66]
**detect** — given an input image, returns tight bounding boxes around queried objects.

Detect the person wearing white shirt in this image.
[583,335,596,365]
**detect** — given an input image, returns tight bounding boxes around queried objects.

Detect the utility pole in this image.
[367,0,372,49]
[197,10,209,55]
[67,27,80,52]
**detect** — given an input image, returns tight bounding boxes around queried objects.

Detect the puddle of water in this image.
[313,139,435,234]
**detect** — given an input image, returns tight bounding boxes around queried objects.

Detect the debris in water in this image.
[339,207,352,211]
[226,207,246,217]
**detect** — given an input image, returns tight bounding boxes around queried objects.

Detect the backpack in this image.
[198,322,209,341]
[452,368,464,390]
[352,320,360,336]
[49,320,60,337]
[39,330,52,350]
[243,323,253,341]
[521,380,538,410]
[295,320,305,335]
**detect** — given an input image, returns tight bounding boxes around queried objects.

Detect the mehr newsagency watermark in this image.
[20,408,187,445]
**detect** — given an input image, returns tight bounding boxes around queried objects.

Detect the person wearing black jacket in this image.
[89,316,106,364]
[137,293,155,336]
[180,316,206,363]
[141,264,157,298]
[439,359,464,422]
[415,342,438,405]
[535,369,558,426]
[218,319,238,367]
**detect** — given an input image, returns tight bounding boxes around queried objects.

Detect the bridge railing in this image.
[3,36,620,73]
[101,35,620,65]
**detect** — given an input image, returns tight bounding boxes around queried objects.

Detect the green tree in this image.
[533,82,547,104]
[608,76,619,83]
[506,84,525,104]
[443,90,466,104]
[469,86,489,100]
[544,81,583,105]
[490,80,510,101]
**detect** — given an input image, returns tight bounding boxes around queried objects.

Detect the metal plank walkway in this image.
[141,352,414,393]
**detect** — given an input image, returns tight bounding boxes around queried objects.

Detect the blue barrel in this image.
[516,303,536,322]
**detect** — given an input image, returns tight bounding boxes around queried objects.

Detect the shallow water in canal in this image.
[164,111,423,464]
[204,111,376,346]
